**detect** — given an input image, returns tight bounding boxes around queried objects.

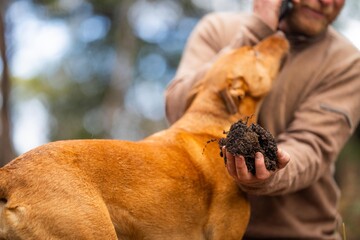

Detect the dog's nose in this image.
[254,34,290,66]
[274,31,286,38]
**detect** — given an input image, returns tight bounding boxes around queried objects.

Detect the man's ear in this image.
[220,77,247,115]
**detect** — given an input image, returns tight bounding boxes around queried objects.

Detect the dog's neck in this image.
[170,88,258,139]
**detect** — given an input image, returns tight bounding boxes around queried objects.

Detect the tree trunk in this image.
[101,0,138,136]
[0,7,15,166]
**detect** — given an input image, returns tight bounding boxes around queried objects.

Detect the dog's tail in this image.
[0,168,9,200]
[0,167,10,194]
[0,168,15,239]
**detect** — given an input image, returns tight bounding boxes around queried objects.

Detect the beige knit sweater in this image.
[165,12,360,239]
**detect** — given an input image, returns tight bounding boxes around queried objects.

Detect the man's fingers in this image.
[235,155,251,180]
[225,150,237,178]
[253,0,283,31]
[221,146,227,163]
[225,148,288,183]
[224,149,251,181]
[255,152,271,180]
[277,148,290,169]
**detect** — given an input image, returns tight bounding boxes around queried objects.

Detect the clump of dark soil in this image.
[218,120,278,175]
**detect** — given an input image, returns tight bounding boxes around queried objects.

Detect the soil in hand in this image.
[218,120,278,175]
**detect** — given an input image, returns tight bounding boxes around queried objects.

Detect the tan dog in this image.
[0,35,288,240]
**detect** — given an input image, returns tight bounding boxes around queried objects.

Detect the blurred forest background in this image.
[0,0,359,238]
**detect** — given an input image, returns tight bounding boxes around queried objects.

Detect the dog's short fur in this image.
[0,35,288,240]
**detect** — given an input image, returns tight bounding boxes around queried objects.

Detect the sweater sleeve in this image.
[165,12,274,124]
[239,51,360,196]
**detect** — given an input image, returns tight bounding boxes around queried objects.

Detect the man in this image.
[165,0,360,239]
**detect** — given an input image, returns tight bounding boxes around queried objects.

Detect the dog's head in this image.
[187,34,289,115]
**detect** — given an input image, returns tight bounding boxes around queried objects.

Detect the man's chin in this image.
[286,18,328,37]
[300,25,327,37]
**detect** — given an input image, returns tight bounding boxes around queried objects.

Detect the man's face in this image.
[281,0,345,36]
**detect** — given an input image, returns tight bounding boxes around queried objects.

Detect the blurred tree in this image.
[100,0,140,137]
[0,1,15,166]
[11,0,199,144]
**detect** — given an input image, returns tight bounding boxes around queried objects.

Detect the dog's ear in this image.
[220,77,247,114]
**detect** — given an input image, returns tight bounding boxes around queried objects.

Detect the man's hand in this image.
[223,147,290,185]
[253,0,284,31]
